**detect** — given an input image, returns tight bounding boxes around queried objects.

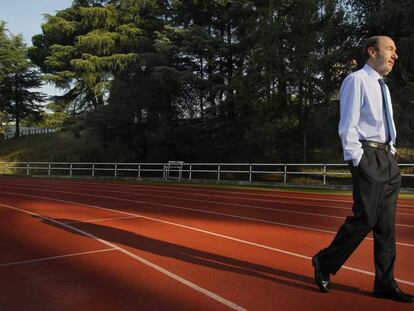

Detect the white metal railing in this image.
[2,128,57,140]
[1,161,414,188]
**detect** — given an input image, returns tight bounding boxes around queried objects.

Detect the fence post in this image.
[189,164,192,181]
[163,163,167,181]
[137,164,141,179]
[48,162,51,176]
[114,163,118,177]
[323,164,327,185]
[217,164,221,183]
[92,163,95,177]
[249,164,252,183]
[26,162,30,176]
[70,163,73,177]
[283,164,287,184]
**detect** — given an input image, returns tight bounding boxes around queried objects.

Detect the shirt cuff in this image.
[352,149,364,167]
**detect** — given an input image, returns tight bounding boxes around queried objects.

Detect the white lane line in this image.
[65,215,140,224]
[0,202,247,311]
[55,187,414,225]
[4,183,414,218]
[0,248,116,267]
[124,183,414,208]
[3,185,414,230]
[1,190,413,248]
[16,179,414,209]
[116,186,414,214]
[2,184,355,213]
[72,210,414,232]
[0,184,355,213]
[1,197,413,288]
[70,189,414,228]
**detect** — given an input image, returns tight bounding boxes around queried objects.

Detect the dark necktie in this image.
[378,79,396,143]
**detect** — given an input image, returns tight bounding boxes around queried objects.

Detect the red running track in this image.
[0,177,413,311]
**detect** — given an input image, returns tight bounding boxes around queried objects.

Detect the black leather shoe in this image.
[312,255,330,293]
[373,287,414,303]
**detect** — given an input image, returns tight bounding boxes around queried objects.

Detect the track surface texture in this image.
[0,177,413,311]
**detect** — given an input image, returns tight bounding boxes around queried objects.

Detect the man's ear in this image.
[367,46,377,58]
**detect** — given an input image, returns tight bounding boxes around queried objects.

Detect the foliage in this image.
[23,0,414,163]
[0,22,45,137]
[29,1,141,113]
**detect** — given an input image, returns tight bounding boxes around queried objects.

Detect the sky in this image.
[0,0,74,96]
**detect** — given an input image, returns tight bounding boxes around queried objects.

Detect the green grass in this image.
[0,130,146,162]
[0,131,100,162]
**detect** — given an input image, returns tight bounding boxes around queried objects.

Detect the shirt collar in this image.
[363,64,382,81]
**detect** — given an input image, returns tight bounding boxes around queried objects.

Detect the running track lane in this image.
[0,177,413,311]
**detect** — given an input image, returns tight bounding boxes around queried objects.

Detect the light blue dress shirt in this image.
[338,64,396,166]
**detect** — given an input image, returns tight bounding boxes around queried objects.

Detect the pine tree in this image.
[0,26,45,137]
[29,1,140,113]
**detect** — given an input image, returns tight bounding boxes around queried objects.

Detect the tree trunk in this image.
[303,129,307,163]
[199,56,204,118]
[14,96,20,138]
[15,113,20,138]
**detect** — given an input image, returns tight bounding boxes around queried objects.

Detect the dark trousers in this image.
[316,145,401,290]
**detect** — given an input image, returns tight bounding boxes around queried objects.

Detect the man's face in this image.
[369,37,398,76]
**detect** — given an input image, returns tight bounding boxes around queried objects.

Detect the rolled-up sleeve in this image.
[338,75,364,166]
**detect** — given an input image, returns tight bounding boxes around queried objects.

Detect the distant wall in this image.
[2,125,57,140]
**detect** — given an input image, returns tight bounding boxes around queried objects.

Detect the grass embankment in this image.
[0,131,101,162]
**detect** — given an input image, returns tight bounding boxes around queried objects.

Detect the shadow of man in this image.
[38,216,367,296]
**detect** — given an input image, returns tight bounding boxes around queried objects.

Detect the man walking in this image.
[312,35,413,303]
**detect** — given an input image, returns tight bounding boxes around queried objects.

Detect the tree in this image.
[27,0,396,163]
[0,22,45,138]
[29,1,140,114]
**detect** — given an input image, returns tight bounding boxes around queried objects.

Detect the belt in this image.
[360,140,390,151]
